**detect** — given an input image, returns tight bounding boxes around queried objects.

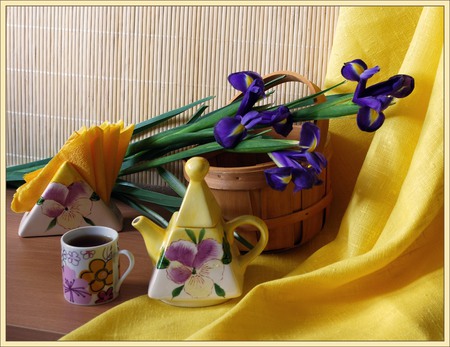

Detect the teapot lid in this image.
[175,157,222,228]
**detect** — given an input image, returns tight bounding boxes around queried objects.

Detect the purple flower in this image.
[296,122,327,173]
[341,59,369,81]
[264,122,326,191]
[164,238,224,298]
[214,110,262,148]
[342,59,415,132]
[259,106,293,137]
[228,71,266,116]
[299,122,320,152]
[362,74,415,99]
[62,266,91,304]
[264,166,292,191]
[265,151,323,192]
[265,165,320,192]
[213,71,269,149]
[40,181,93,229]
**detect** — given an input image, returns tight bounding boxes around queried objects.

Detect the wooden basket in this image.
[197,71,332,252]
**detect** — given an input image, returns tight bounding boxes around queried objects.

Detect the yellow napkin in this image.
[11,121,134,213]
[61,7,444,341]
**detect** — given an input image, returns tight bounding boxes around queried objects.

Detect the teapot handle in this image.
[225,215,269,270]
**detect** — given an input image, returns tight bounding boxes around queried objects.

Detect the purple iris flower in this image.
[361,74,415,99]
[264,122,326,191]
[341,59,366,81]
[214,71,296,148]
[342,59,415,132]
[264,166,292,191]
[265,163,321,192]
[228,71,266,116]
[259,106,294,137]
[297,122,327,173]
[214,110,262,148]
[214,71,272,149]
[298,122,320,151]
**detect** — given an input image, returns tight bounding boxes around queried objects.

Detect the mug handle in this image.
[225,215,268,270]
[116,249,135,292]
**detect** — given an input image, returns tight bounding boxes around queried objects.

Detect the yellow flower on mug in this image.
[80,258,113,292]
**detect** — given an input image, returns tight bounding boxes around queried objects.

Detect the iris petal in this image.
[213,117,247,148]
[228,71,263,93]
[241,110,263,129]
[303,152,327,173]
[264,167,292,191]
[354,95,393,113]
[360,66,380,80]
[363,74,415,98]
[270,151,296,168]
[236,78,265,116]
[260,106,293,136]
[389,75,415,98]
[356,107,385,132]
[299,122,320,152]
[291,168,317,192]
[341,59,368,81]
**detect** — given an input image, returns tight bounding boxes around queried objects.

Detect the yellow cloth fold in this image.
[61,6,445,341]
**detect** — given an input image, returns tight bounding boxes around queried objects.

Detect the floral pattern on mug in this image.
[95,286,115,304]
[80,258,114,292]
[37,180,99,231]
[80,250,96,260]
[102,245,113,262]
[62,265,91,304]
[61,249,81,266]
[157,229,229,299]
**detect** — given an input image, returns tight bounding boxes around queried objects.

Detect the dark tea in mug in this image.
[67,234,113,247]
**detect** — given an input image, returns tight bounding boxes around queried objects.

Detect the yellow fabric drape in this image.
[61,6,445,341]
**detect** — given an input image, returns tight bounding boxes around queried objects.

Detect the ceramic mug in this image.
[60,226,135,305]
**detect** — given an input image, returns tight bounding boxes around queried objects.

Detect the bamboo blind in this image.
[6,6,339,185]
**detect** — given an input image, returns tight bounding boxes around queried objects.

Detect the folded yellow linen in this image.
[61,6,445,341]
[11,121,134,213]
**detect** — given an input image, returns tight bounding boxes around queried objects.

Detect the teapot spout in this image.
[132,215,165,264]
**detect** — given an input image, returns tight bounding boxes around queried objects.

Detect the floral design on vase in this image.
[62,265,91,304]
[37,180,100,231]
[156,228,232,299]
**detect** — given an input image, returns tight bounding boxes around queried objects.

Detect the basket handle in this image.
[228,70,329,152]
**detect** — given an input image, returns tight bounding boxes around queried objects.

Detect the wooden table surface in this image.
[4,188,157,341]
